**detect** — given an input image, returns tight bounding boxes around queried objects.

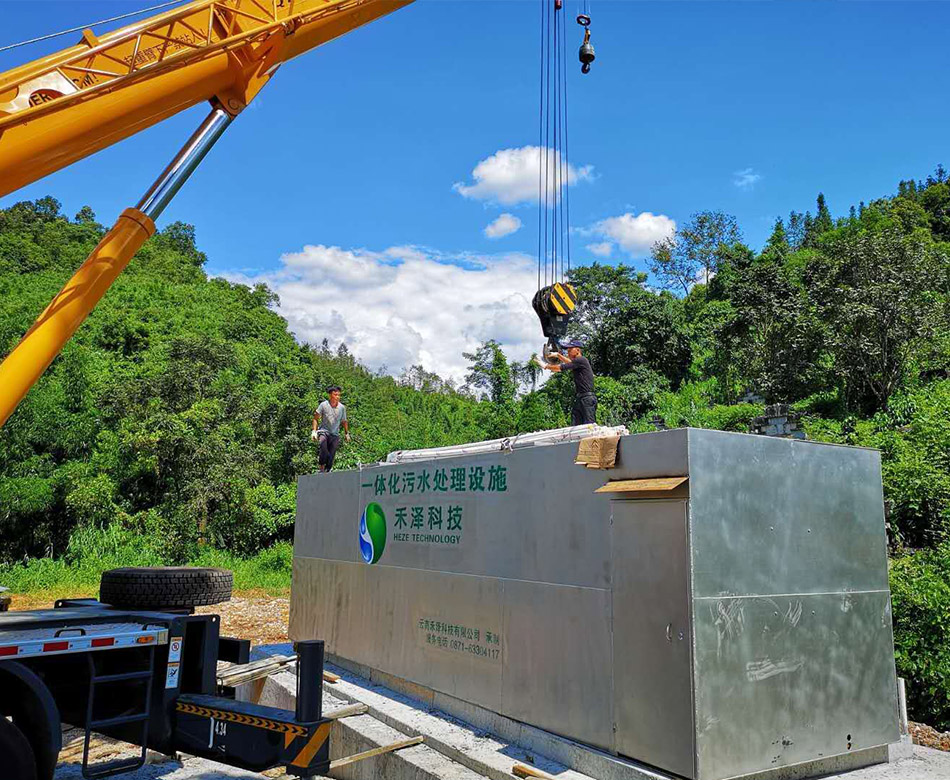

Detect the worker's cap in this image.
[561,339,585,349]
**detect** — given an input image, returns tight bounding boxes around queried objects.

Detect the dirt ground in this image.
[910,722,950,753]
[195,592,290,647]
[9,590,291,647]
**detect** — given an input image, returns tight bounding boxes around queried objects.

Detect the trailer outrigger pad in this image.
[174,694,331,776]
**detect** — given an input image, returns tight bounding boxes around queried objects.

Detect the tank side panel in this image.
[686,430,889,597]
[290,556,505,712]
[290,556,615,750]
[692,592,899,780]
[686,430,898,780]
[500,578,615,749]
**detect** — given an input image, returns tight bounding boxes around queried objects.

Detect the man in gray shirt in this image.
[312,386,350,472]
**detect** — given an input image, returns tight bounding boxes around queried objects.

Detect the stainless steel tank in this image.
[291,428,899,779]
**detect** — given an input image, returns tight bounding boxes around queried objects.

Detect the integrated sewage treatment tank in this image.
[290,428,900,780]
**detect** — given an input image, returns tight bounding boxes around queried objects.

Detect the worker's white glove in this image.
[311,430,319,441]
[345,432,351,443]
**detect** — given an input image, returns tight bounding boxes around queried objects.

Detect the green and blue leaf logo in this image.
[359,502,386,564]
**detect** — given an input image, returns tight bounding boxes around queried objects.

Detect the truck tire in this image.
[0,661,61,780]
[0,717,38,780]
[100,567,232,610]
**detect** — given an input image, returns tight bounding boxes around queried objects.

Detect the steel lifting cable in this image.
[0,0,187,53]
[538,0,550,290]
[562,5,572,273]
[537,0,545,293]
[538,0,574,291]
[542,0,555,287]
[532,0,589,358]
[552,1,560,284]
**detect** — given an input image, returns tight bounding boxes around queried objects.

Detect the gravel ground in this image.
[195,593,290,647]
[9,590,291,647]
[910,722,950,752]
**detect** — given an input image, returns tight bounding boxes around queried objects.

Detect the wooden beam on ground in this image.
[328,735,425,771]
[512,763,558,780]
[269,735,425,779]
[324,703,368,720]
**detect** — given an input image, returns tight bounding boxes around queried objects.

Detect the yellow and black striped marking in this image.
[549,282,578,315]
[175,701,307,737]
[285,722,332,767]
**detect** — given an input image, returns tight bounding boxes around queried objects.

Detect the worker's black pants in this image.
[318,433,341,472]
[572,393,597,426]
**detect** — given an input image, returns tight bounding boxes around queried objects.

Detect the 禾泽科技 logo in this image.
[359,502,386,564]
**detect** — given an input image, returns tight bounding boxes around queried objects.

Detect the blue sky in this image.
[2,1,948,379]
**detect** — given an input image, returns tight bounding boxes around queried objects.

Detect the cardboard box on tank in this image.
[290,428,900,780]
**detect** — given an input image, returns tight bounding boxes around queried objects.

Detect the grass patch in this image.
[0,523,292,599]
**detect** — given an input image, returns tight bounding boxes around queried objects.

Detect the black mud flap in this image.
[172,694,330,777]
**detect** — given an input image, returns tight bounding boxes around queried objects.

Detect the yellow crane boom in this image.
[0,0,414,428]
[0,0,412,195]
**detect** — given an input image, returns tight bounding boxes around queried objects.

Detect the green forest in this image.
[1,167,949,728]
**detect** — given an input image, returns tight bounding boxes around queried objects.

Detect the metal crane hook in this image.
[578,27,595,74]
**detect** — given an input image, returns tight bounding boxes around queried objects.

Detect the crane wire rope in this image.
[538,0,550,291]
[562,4,572,274]
[538,0,577,292]
[0,0,187,54]
[543,0,553,289]
[552,0,559,285]
[538,0,545,290]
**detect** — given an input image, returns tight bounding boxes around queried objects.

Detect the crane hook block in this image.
[533,283,578,361]
[579,28,595,74]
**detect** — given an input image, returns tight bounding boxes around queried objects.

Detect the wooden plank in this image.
[328,735,425,770]
[324,703,368,720]
[219,656,340,688]
[512,763,558,780]
[594,476,688,494]
[217,654,295,685]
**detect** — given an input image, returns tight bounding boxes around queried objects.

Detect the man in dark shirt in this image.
[541,339,597,425]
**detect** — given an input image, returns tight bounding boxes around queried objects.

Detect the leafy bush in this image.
[890,545,950,730]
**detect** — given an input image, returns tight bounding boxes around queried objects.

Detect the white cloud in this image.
[484,213,522,239]
[220,245,543,382]
[594,212,676,255]
[733,167,762,190]
[586,241,613,258]
[453,146,593,206]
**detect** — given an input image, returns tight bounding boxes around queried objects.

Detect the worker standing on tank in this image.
[312,386,350,472]
[541,340,597,425]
